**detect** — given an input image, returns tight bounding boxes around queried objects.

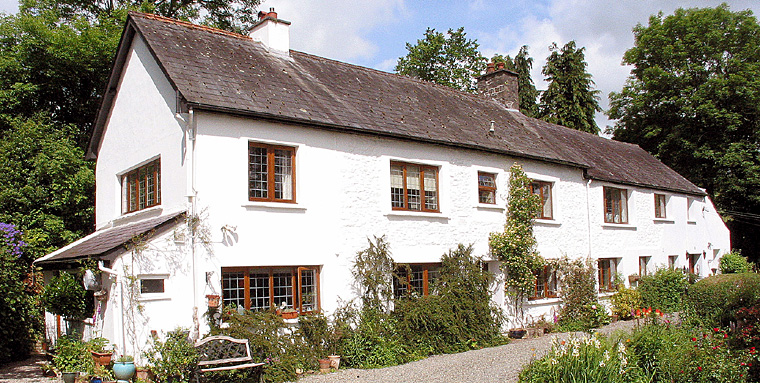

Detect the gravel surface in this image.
[0,321,636,383]
[294,320,637,383]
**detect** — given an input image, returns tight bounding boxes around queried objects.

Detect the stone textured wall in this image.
[476,69,520,110]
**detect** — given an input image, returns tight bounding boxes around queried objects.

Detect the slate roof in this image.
[89,12,705,196]
[34,211,186,265]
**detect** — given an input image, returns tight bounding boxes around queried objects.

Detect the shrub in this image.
[340,307,408,368]
[40,272,91,320]
[144,328,198,383]
[519,334,643,382]
[686,273,760,326]
[52,335,95,374]
[720,251,752,274]
[638,267,688,312]
[556,258,608,331]
[629,323,750,383]
[611,287,643,320]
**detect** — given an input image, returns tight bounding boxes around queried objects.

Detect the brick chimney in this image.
[249,8,291,53]
[476,62,519,111]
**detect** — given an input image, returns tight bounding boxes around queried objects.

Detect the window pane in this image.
[249,146,268,199]
[128,173,138,212]
[541,183,552,218]
[655,194,666,218]
[620,190,628,223]
[406,166,421,210]
[274,149,293,200]
[249,272,270,311]
[300,269,317,312]
[391,165,405,208]
[393,268,408,299]
[146,164,156,207]
[410,266,424,296]
[138,167,147,209]
[423,170,438,211]
[478,173,495,188]
[222,271,246,309]
[272,272,293,309]
[140,279,164,294]
[605,188,626,223]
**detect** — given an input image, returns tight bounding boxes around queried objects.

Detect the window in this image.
[393,263,440,298]
[687,198,696,221]
[604,187,628,224]
[478,172,496,204]
[639,256,650,277]
[390,162,439,212]
[122,159,161,214]
[139,278,165,294]
[598,258,617,292]
[531,181,553,219]
[249,143,296,203]
[654,194,667,218]
[688,253,700,275]
[221,266,319,314]
[530,265,558,300]
[668,255,678,269]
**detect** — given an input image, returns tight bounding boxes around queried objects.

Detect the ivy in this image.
[489,164,543,326]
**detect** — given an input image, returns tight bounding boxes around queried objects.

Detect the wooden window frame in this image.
[688,253,700,275]
[393,263,441,299]
[390,161,440,212]
[529,264,558,300]
[122,158,161,214]
[639,256,650,277]
[530,180,553,220]
[604,187,628,224]
[598,258,616,292]
[668,255,678,269]
[654,194,667,218]
[248,142,297,203]
[221,266,320,315]
[478,172,497,204]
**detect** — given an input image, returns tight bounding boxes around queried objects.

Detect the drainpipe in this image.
[586,178,593,258]
[188,107,199,316]
[98,262,125,357]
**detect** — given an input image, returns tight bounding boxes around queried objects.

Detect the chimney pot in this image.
[257,10,268,20]
[267,7,277,19]
[486,62,495,74]
[496,62,505,70]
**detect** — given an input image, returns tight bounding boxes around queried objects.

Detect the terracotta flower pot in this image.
[206,294,221,308]
[62,372,78,383]
[90,351,113,366]
[318,358,331,373]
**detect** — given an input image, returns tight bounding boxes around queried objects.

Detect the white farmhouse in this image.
[36,10,729,357]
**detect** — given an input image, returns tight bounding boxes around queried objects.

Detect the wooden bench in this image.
[194,335,264,378]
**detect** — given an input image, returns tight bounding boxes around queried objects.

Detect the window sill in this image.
[525,297,562,306]
[385,210,450,220]
[534,219,561,227]
[687,220,697,225]
[601,223,637,230]
[652,218,675,224]
[138,294,170,302]
[242,201,307,211]
[475,204,504,211]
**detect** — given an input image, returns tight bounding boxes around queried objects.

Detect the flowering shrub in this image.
[611,287,643,320]
[555,258,608,331]
[519,334,642,382]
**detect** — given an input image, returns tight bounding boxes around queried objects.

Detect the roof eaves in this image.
[187,101,590,170]
[584,173,707,196]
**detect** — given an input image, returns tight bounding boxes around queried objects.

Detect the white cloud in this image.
[258,0,407,62]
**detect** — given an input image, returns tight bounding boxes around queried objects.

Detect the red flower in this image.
[742,362,746,366]
[698,366,703,371]
[714,327,720,332]
[724,334,729,339]
[692,337,697,341]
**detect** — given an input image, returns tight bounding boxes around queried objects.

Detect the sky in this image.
[1,0,759,131]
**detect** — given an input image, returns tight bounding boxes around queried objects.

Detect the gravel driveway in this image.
[294,320,636,383]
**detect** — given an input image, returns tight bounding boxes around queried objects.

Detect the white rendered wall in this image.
[95,36,188,229]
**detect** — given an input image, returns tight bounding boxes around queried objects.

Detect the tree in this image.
[607,5,760,260]
[0,117,94,259]
[538,41,601,134]
[491,46,539,117]
[395,27,486,93]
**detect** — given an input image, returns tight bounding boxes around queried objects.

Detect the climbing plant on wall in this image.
[489,164,544,326]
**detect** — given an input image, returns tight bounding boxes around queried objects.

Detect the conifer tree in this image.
[538,41,601,134]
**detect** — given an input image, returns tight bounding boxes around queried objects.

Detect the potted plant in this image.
[205,294,221,308]
[280,308,298,319]
[86,338,113,366]
[40,272,92,337]
[112,356,136,382]
[52,336,93,383]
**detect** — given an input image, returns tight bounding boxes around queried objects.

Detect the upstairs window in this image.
[478,172,496,204]
[530,265,558,300]
[531,181,553,219]
[393,263,440,299]
[390,162,439,212]
[122,159,161,214]
[654,194,667,218]
[249,143,296,203]
[604,187,628,224]
[222,266,319,315]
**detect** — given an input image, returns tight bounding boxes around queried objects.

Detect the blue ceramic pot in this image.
[112,361,136,381]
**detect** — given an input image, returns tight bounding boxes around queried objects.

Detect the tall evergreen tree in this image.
[538,41,601,134]
[491,46,539,117]
[607,5,760,261]
[395,27,486,93]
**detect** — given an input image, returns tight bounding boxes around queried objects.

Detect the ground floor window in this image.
[598,258,617,292]
[221,266,320,314]
[639,256,650,277]
[393,263,440,298]
[530,265,558,300]
[688,253,700,275]
[668,255,678,269]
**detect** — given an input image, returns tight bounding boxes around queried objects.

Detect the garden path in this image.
[294,320,637,383]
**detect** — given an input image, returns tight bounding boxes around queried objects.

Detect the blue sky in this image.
[2,0,759,130]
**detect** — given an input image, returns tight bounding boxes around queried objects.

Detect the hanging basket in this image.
[205,294,221,308]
